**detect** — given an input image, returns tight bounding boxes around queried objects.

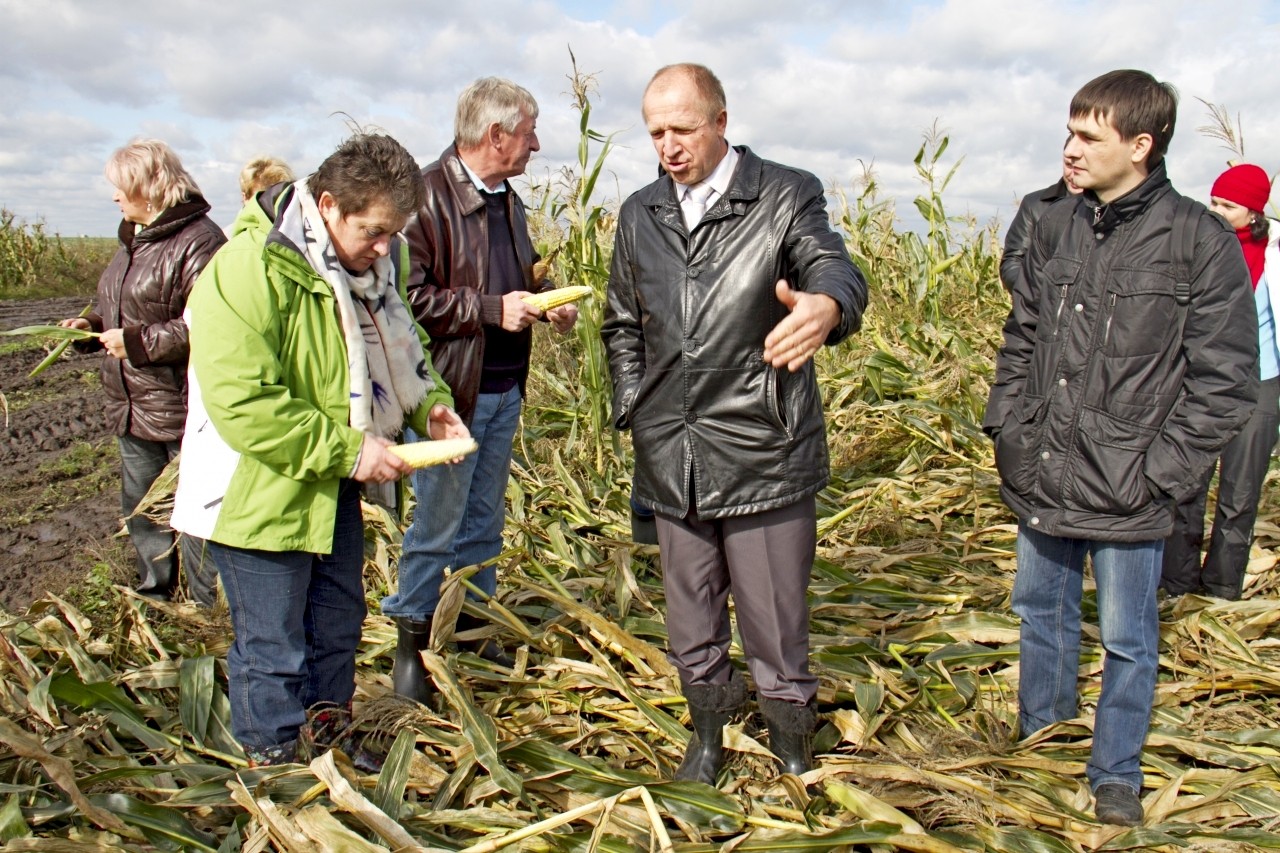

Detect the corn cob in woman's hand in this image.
[388,438,479,469]
[521,285,593,313]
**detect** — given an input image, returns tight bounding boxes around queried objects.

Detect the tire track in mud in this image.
[1,296,123,613]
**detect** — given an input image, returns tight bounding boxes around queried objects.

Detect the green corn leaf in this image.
[420,650,524,797]
[371,727,417,820]
[0,323,99,340]
[0,794,30,842]
[179,655,216,747]
[88,792,217,851]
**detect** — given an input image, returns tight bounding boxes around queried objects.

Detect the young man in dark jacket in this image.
[984,70,1257,826]
[603,63,867,783]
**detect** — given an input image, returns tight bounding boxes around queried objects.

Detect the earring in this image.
[146,201,152,212]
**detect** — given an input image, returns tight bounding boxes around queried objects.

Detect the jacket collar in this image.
[118,194,211,249]
[1083,160,1171,234]
[441,144,504,216]
[636,145,762,230]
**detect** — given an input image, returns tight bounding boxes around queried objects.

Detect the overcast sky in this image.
[2,0,1278,238]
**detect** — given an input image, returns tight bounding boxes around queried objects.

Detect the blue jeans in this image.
[1011,524,1161,793]
[382,388,521,620]
[119,434,210,602]
[210,480,366,751]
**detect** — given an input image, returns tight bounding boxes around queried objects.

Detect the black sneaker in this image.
[1094,783,1143,826]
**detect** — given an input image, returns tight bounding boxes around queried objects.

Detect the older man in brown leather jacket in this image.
[382,78,579,704]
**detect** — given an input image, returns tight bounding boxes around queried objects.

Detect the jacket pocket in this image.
[1101,269,1178,358]
[765,367,793,440]
[994,393,1046,494]
[1035,258,1082,342]
[1067,406,1158,515]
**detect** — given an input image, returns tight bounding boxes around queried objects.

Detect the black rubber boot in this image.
[391,617,434,705]
[455,611,516,668]
[674,672,747,785]
[759,696,818,776]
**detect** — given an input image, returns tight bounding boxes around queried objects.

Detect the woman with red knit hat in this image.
[1163,163,1278,599]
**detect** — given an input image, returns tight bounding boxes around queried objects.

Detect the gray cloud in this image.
[2,0,1277,239]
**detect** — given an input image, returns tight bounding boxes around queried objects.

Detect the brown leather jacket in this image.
[401,145,545,425]
[82,196,226,442]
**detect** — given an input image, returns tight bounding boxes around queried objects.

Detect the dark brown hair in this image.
[1070,70,1178,166]
[1248,211,1270,243]
[306,133,424,217]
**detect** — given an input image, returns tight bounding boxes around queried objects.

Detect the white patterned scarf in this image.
[279,184,433,438]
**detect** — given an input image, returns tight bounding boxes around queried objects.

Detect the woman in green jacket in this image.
[172,134,467,766]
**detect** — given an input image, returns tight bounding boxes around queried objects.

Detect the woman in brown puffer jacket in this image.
[62,139,225,604]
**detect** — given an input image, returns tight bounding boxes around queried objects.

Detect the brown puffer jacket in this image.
[82,196,226,442]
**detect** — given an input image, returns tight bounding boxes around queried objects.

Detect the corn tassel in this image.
[521,285,593,312]
[388,438,479,469]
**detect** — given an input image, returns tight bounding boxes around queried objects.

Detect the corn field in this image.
[0,209,116,299]
[4,77,1280,853]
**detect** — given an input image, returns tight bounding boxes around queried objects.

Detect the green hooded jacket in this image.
[176,186,453,553]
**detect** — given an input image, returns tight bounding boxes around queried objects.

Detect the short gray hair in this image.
[454,77,539,149]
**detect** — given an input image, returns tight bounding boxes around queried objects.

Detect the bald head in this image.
[642,63,729,186]
[644,63,726,124]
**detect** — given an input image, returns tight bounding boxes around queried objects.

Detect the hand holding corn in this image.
[521,285,593,312]
[387,407,473,469]
[355,434,412,483]
[387,437,479,469]
[426,404,468,443]
[524,285,591,334]
[501,291,542,332]
[546,303,578,334]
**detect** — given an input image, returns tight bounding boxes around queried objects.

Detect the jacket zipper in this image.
[1102,292,1117,347]
[1054,284,1069,327]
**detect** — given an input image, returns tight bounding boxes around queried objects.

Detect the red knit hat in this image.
[1210,164,1272,212]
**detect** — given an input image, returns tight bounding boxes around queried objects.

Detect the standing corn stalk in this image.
[527,52,623,476]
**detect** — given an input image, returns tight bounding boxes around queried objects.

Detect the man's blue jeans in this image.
[209,480,366,752]
[1011,524,1161,793]
[382,388,522,621]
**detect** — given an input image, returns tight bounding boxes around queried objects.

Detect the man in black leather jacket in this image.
[603,63,867,784]
[984,70,1257,827]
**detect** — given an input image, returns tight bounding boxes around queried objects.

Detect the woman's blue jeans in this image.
[209,480,366,751]
[1011,524,1161,793]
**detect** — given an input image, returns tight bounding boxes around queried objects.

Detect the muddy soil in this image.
[0,296,132,615]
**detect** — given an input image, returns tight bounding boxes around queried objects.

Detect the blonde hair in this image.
[239,156,295,199]
[454,77,538,150]
[104,138,201,212]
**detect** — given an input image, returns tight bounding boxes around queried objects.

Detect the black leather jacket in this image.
[984,163,1258,540]
[82,196,225,442]
[401,145,544,426]
[603,146,867,519]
